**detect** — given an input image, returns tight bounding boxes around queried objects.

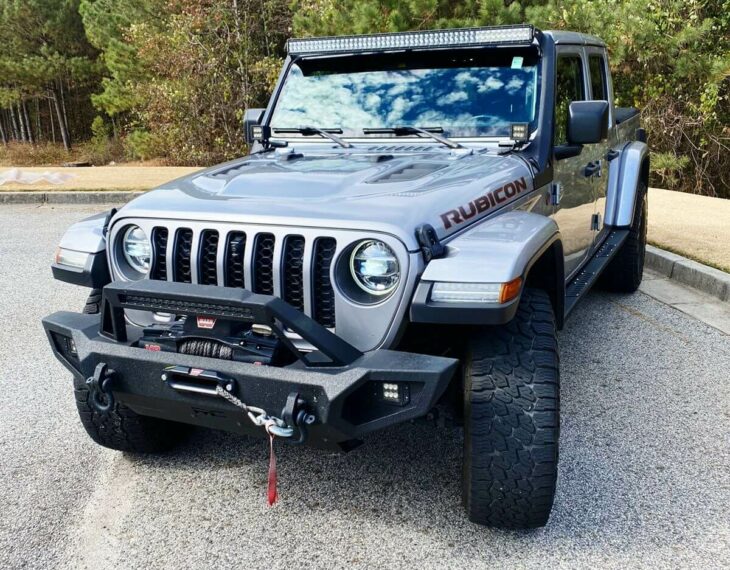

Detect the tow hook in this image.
[282,392,316,445]
[86,362,116,414]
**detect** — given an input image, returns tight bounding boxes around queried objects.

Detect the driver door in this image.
[552,50,595,278]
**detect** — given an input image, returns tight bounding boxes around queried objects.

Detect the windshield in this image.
[270,48,540,139]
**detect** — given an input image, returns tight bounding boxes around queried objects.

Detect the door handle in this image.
[584,160,602,177]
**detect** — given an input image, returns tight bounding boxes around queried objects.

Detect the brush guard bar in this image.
[100,279,362,367]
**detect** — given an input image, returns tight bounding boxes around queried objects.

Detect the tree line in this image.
[0,0,728,197]
[0,1,98,150]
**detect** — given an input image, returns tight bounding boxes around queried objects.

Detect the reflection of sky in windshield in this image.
[271,64,538,137]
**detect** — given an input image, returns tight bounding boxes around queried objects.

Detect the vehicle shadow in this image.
[119,292,724,560]
[122,403,675,550]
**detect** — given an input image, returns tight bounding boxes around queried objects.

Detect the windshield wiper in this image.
[362,126,464,149]
[272,126,353,149]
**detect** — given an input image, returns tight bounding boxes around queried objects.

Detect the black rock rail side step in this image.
[564,229,629,319]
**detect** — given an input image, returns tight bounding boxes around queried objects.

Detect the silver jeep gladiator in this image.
[43,25,648,528]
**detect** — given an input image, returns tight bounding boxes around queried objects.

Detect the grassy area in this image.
[648,241,729,273]
[0,141,130,168]
[647,188,730,273]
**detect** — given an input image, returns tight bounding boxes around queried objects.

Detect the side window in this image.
[588,55,608,100]
[554,55,585,146]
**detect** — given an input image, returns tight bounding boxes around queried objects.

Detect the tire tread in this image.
[463,288,560,528]
[73,375,185,453]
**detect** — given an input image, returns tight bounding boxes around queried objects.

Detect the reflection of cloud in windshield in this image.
[271,64,538,136]
[506,78,525,94]
[478,76,505,92]
[437,91,468,105]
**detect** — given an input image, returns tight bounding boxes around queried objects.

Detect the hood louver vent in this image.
[209,163,252,179]
[369,162,448,184]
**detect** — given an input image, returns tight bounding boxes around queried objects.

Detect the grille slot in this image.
[282,235,305,311]
[313,238,337,328]
[149,227,341,328]
[150,227,168,280]
[174,228,193,283]
[253,233,275,295]
[224,232,246,288]
[198,230,219,285]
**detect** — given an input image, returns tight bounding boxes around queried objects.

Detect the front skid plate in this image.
[43,311,458,449]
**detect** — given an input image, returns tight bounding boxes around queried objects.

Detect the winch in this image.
[135,316,295,366]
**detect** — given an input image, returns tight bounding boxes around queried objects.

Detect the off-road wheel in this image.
[74,375,187,453]
[462,288,560,529]
[599,183,647,292]
[82,288,102,314]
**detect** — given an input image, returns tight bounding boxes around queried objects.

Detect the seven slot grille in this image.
[150,227,337,327]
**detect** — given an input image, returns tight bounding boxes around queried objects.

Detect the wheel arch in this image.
[523,239,565,330]
[411,212,564,328]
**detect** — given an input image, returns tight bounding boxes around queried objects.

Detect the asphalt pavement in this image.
[0,204,728,570]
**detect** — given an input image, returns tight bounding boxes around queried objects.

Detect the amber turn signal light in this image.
[499,277,522,304]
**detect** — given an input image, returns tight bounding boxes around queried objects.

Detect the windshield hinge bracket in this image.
[416,224,446,263]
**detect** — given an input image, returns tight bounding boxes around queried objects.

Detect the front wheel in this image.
[74,374,188,453]
[462,288,560,528]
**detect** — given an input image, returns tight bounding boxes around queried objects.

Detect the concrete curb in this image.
[646,245,730,302]
[0,191,143,205]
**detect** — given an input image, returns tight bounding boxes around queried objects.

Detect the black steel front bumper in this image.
[43,280,457,450]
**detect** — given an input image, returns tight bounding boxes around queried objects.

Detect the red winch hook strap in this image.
[265,421,278,506]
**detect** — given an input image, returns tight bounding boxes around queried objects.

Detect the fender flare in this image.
[52,210,112,288]
[410,211,563,326]
[604,141,649,227]
[58,210,109,253]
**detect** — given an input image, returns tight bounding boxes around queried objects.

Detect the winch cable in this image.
[179,338,234,360]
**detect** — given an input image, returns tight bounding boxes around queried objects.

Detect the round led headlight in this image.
[350,240,400,296]
[122,225,151,274]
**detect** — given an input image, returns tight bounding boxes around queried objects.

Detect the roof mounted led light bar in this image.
[287,25,536,55]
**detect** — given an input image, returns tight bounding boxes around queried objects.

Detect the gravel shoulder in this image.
[0,204,728,570]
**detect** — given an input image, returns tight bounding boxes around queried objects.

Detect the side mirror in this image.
[567,101,609,145]
[243,108,265,145]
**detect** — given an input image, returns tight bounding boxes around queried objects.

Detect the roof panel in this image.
[544,30,606,47]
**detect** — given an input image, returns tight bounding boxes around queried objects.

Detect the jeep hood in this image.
[115,148,534,250]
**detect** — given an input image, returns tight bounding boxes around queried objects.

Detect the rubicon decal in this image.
[197,316,216,329]
[440,176,529,230]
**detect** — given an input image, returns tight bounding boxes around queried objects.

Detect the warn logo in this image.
[440,176,528,230]
[196,316,216,329]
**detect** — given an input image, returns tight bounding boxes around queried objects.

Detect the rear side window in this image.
[554,55,585,146]
[589,55,608,100]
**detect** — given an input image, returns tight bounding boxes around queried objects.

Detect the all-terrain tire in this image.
[462,288,560,529]
[82,288,102,314]
[74,375,187,453]
[599,183,647,292]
